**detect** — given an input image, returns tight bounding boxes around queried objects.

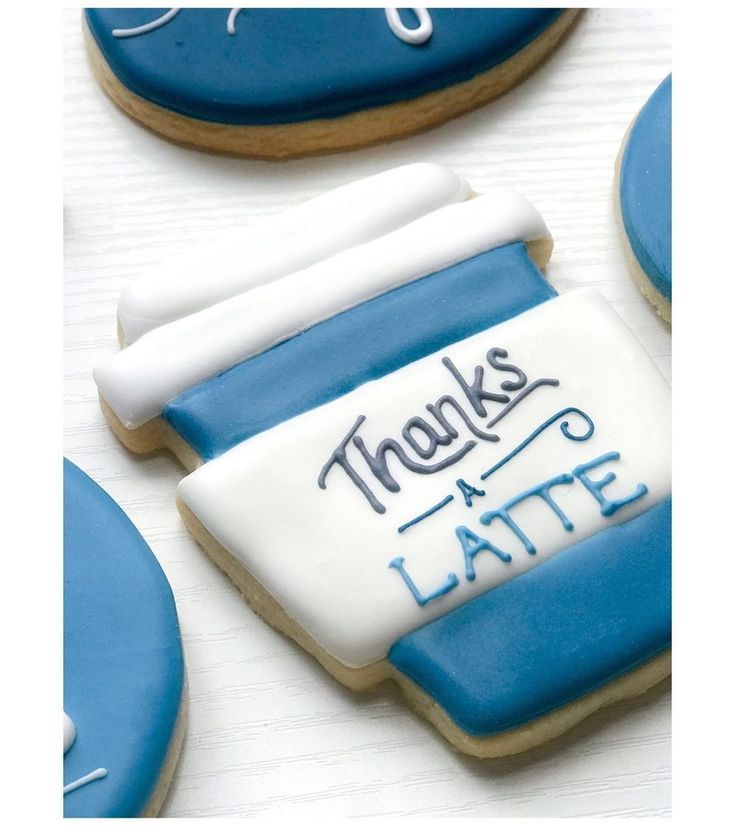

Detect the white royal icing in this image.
[117,163,470,344]
[178,290,671,668]
[64,768,108,796]
[97,184,550,429]
[384,9,433,46]
[112,8,434,45]
[63,712,76,754]
[112,8,182,39]
[63,712,108,796]
[227,8,242,36]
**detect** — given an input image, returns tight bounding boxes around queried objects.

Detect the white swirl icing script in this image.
[112,8,434,45]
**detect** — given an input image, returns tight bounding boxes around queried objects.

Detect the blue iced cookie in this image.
[64,458,186,817]
[617,75,672,321]
[83,7,579,157]
[94,164,671,758]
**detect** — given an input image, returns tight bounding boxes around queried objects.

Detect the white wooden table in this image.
[64,7,671,818]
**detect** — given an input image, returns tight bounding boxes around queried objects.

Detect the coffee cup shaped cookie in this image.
[94,164,670,758]
[616,74,672,322]
[83,8,580,158]
[64,459,186,816]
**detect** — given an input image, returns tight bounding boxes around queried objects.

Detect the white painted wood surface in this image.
[64,7,671,818]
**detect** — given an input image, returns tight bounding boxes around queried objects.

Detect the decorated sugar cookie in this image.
[83,8,580,158]
[64,459,186,816]
[616,74,672,321]
[94,164,670,758]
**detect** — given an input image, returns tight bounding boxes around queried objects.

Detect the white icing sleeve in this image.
[96,189,552,428]
[117,163,471,343]
[177,290,671,668]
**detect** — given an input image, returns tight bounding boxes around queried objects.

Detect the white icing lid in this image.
[117,163,470,344]
[96,168,551,429]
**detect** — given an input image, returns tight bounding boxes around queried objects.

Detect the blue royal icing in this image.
[388,497,671,737]
[395,406,592,540]
[64,459,184,817]
[392,443,653,611]
[93,163,671,747]
[388,556,461,608]
[572,450,649,517]
[619,74,672,301]
[456,478,486,507]
[163,241,557,460]
[398,494,456,535]
[479,471,578,555]
[480,405,594,480]
[84,8,566,125]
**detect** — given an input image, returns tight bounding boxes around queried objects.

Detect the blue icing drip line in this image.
[164,242,557,459]
[388,497,671,737]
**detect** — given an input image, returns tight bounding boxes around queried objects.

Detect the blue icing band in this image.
[84,8,566,125]
[619,74,672,300]
[388,497,671,737]
[164,241,557,459]
[64,459,184,817]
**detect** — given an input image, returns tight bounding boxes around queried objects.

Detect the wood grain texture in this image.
[64,7,671,817]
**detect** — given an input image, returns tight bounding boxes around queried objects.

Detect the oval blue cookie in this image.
[63,458,185,817]
[618,75,672,318]
[83,8,579,157]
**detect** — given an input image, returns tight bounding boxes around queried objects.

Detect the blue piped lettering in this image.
[572,452,648,517]
[388,556,459,607]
